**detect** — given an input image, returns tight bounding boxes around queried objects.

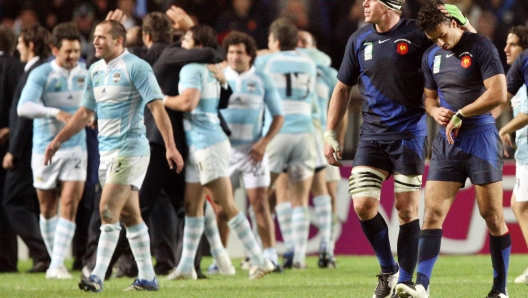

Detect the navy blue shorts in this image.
[352,136,427,176]
[428,126,503,185]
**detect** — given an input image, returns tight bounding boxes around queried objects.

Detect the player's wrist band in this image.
[455,110,466,121]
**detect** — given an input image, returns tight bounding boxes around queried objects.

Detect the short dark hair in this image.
[188,24,217,48]
[20,25,51,58]
[222,31,257,65]
[417,0,451,33]
[269,18,298,51]
[98,20,127,45]
[0,25,17,54]
[51,22,81,49]
[510,26,528,50]
[142,12,173,43]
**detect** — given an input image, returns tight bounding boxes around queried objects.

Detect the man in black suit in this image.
[0,24,24,273]
[2,25,52,273]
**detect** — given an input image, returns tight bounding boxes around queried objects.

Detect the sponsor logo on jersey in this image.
[433,55,441,73]
[364,42,373,61]
[396,42,408,55]
[461,55,472,68]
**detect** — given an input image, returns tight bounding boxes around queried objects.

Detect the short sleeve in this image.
[179,64,204,91]
[475,38,504,81]
[81,67,97,111]
[507,51,528,96]
[261,72,283,117]
[422,48,437,91]
[337,34,361,86]
[130,59,163,104]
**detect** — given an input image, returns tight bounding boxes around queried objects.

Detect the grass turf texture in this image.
[2,255,528,297]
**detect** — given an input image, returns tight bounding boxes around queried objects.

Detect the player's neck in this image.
[105,49,125,63]
[374,15,400,33]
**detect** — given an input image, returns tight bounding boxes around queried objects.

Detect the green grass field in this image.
[2,255,528,297]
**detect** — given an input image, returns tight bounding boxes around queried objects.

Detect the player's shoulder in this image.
[27,62,52,80]
[349,23,374,42]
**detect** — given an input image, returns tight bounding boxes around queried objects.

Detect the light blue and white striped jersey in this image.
[220,66,283,147]
[81,50,162,161]
[254,51,317,134]
[18,60,87,154]
[179,63,227,151]
[314,66,338,131]
[512,84,528,164]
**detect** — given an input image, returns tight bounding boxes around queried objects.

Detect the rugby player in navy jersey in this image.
[323,0,475,297]
[395,1,510,298]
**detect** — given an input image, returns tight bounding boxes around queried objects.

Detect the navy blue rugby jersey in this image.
[338,19,432,141]
[423,31,504,130]
[507,49,528,96]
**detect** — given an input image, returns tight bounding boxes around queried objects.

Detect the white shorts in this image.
[267,133,316,182]
[514,163,528,202]
[313,121,327,168]
[186,140,230,185]
[326,164,341,182]
[229,143,271,190]
[98,156,149,191]
[31,147,87,190]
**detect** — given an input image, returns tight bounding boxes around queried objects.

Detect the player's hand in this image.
[207,63,227,85]
[2,152,15,170]
[106,9,127,23]
[439,4,467,26]
[44,140,61,165]
[324,130,343,166]
[166,6,194,32]
[0,127,9,145]
[55,111,72,124]
[499,129,512,158]
[166,146,184,174]
[87,116,98,129]
[431,107,454,126]
[445,113,462,144]
[250,139,267,163]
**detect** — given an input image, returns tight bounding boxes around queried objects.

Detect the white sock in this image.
[177,216,204,273]
[292,206,309,265]
[126,222,155,281]
[228,212,265,267]
[39,215,58,257]
[275,202,293,251]
[313,196,332,252]
[204,201,227,258]
[92,222,121,280]
[49,217,76,270]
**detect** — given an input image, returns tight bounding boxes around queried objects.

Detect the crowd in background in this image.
[1,0,528,69]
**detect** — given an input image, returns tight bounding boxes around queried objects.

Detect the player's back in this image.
[19,61,87,154]
[179,63,227,151]
[255,51,316,134]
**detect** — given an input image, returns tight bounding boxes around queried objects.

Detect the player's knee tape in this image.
[348,167,385,200]
[394,173,422,193]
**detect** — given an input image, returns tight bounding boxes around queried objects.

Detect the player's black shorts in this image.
[428,124,503,185]
[352,136,427,176]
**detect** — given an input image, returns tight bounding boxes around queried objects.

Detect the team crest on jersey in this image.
[461,55,472,68]
[364,42,373,61]
[247,82,256,92]
[113,72,121,82]
[396,42,409,55]
[76,77,85,88]
[433,55,441,73]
